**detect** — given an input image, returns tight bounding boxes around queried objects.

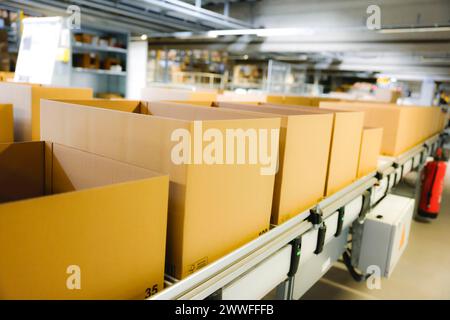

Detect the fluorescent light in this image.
[378,26,450,34]
[207,29,257,37]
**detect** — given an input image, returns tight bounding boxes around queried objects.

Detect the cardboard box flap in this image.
[31,86,93,141]
[261,102,358,116]
[50,99,144,114]
[0,141,45,203]
[357,127,384,178]
[41,99,192,184]
[51,143,163,193]
[0,82,93,142]
[0,140,165,203]
[147,101,280,121]
[217,102,324,116]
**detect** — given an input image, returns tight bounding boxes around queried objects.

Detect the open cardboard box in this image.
[358,127,383,178]
[0,104,13,143]
[215,102,333,225]
[259,103,364,197]
[0,82,93,142]
[0,141,169,299]
[320,101,443,156]
[40,99,280,279]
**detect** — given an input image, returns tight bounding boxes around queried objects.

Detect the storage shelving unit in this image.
[50,25,129,97]
[69,27,129,97]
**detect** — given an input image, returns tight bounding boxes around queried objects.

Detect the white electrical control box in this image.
[358,194,415,278]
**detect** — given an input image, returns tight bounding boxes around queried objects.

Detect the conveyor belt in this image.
[151,133,443,300]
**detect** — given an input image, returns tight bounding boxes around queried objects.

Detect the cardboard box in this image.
[40,99,280,279]
[141,87,218,102]
[103,57,121,70]
[216,102,333,224]
[261,103,364,196]
[0,141,169,299]
[74,33,94,44]
[320,102,442,156]
[266,95,285,104]
[283,95,311,106]
[0,72,14,82]
[0,82,93,142]
[0,104,13,143]
[358,127,383,178]
[73,53,101,69]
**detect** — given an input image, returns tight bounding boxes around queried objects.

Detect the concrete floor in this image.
[302,151,450,300]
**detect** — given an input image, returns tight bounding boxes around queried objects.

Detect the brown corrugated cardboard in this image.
[266,95,285,104]
[0,141,169,299]
[216,102,333,224]
[260,103,364,196]
[0,82,93,141]
[40,99,280,279]
[283,95,311,106]
[0,104,13,143]
[358,127,383,178]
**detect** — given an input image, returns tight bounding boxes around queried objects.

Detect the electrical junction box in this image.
[357,194,415,278]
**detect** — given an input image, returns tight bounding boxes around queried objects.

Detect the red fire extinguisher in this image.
[418,148,447,219]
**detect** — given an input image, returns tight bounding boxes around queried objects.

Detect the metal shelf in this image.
[72,67,127,77]
[73,42,128,54]
[150,133,443,301]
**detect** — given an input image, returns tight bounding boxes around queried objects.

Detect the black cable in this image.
[342,251,368,282]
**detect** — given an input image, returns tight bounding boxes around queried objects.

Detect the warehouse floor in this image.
[302,151,450,300]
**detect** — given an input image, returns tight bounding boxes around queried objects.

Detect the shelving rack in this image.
[151,132,445,300]
[52,25,129,97]
[70,27,129,97]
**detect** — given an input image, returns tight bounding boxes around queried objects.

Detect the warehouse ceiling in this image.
[147,0,450,80]
[1,0,449,80]
[1,0,254,33]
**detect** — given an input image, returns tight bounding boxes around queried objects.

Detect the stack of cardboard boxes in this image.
[320,101,444,156]
[0,82,445,299]
[213,102,364,222]
[0,83,170,299]
[40,99,281,280]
